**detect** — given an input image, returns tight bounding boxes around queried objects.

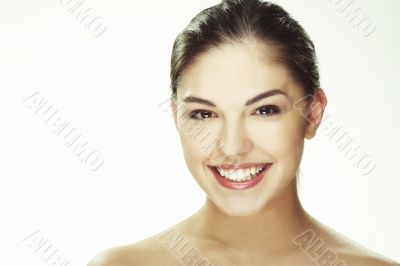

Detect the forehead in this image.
[178,43,301,102]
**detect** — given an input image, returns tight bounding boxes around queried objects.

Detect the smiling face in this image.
[171,42,323,216]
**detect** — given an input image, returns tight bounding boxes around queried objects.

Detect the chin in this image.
[209,194,268,217]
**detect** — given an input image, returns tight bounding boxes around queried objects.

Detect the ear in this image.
[170,98,178,130]
[304,89,328,139]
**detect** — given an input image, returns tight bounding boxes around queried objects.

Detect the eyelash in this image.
[189,105,281,120]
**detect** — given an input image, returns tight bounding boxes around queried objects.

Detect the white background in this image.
[0,0,399,265]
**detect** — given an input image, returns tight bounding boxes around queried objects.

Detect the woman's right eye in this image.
[189,110,216,120]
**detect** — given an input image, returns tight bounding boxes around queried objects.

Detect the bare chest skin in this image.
[124,237,313,266]
[111,235,398,266]
[108,217,399,266]
[89,207,399,266]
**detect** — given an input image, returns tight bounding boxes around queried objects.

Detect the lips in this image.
[208,163,272,190]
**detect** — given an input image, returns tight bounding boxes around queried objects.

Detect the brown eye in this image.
[190,110,216,120]
[254,105,280,117]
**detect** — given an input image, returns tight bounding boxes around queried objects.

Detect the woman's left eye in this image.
[253,105,280,117]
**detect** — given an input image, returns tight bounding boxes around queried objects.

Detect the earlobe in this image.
[304,89,328,139]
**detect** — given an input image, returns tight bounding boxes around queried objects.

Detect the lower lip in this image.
[209,164,272,190]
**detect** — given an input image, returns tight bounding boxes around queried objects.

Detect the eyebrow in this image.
[182,89,289,107]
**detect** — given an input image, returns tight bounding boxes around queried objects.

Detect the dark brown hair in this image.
[170,0,320,101]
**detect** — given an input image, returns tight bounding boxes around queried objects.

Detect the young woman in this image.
[89,0,399,265]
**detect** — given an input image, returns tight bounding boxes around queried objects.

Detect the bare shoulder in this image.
[339,238,399,265]
[86,243,149,266]
[301,218,400,266]
[86,234,178,266]
[337,249,399,266]
[87,245,132,266]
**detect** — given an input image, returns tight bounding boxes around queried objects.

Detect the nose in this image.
[216,118,253,158]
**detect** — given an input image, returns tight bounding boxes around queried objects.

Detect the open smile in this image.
[208,163,272,190]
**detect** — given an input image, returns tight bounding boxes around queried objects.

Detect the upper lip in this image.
[210,162,270,170]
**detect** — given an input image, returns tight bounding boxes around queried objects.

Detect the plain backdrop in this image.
[0,0,399,265]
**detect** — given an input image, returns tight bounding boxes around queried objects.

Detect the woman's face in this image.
[172,42,318,216]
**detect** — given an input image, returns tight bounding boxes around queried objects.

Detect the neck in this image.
[191,178,310,255]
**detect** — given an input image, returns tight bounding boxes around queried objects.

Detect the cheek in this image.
[251,115,305,159]
[177,119,211,162]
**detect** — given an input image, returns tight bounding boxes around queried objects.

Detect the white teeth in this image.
[250,167,256,175]
[232,171,240,180]
[244,168,250,177]
[220,169,225,176]
[237,169,245,181]
[216,165,266,182]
